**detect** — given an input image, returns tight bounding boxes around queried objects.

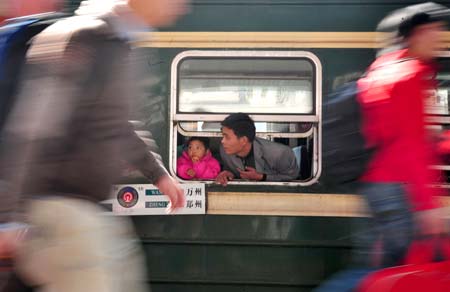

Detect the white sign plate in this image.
[112,183,205,215]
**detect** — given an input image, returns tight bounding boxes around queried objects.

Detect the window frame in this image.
[169,50,322,186]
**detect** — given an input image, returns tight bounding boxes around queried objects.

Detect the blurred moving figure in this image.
[0,3,67,292]
[0,0,189,291]
[358,1,448,267]
[0,0,62,20]
[315,2,450,292]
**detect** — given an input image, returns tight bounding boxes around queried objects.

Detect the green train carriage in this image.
[65,1,450,291]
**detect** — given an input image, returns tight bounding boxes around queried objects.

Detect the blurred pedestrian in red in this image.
[315,3,450,292]
[358,2,449,267]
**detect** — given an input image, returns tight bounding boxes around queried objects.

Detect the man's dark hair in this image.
[187,136,210,149]
[221,113,256,142]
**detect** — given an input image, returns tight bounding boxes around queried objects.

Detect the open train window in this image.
[427,55,450,188]
[169,50,322,186]
[427,56,450,118]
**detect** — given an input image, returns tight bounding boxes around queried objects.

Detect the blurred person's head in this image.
[0,0,62,19]
[75,0,189,28]
[221,113,256,157]
[186,137,209,163]
[376,2,450,60]
[406,18,445,61]
[128,0,189,27]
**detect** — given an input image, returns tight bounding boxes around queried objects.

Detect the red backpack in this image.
[358,236,450,292]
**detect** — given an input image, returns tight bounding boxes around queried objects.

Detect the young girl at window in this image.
[177,137,221,180]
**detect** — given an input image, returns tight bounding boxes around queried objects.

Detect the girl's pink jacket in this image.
[177,151,221,180]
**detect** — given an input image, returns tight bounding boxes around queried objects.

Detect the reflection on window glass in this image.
[179,122,312,133]
[178,58,314,114]
[429,74,450,115]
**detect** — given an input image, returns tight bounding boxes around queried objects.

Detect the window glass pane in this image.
[429,74,450,115]
[430,58,450,115]
[178,58,314,114]
[179,122,312,133]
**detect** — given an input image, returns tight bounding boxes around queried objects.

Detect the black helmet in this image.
[376,2,450,56]
[377,2,450,38]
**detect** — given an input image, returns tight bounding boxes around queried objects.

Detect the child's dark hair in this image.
[221,113,256,142]
[187,136,210,149]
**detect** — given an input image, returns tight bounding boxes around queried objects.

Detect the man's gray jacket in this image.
[220,137,299,181]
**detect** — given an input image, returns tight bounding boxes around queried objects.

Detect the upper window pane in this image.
[430,58,450,116]
[428,73,450,115]
[179,121,313,134]
[178,58,314,114]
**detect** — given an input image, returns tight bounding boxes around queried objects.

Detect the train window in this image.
[427,56,450,187]
[426,76,450,116]
[178,58,314,114]
[178,122,313,134]
[169,51,322,186]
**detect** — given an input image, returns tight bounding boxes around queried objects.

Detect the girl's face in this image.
[188,140,207,163]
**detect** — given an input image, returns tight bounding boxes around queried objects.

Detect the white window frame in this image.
[169,50,322,186]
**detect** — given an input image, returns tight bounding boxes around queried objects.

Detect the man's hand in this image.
[215,170,234,186]
[155,175,186,213]
[415,208,445,236]
[186,168,196,177]
[238,167,263,181]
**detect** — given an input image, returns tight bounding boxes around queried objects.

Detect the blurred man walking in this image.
[0,1,189,291]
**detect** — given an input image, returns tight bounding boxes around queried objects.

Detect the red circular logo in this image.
[117,187,139,208]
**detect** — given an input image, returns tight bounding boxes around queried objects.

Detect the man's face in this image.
[221,126,247,155]
[128,0,190,28]
[408,21,446,61]
[1,0,61,18]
